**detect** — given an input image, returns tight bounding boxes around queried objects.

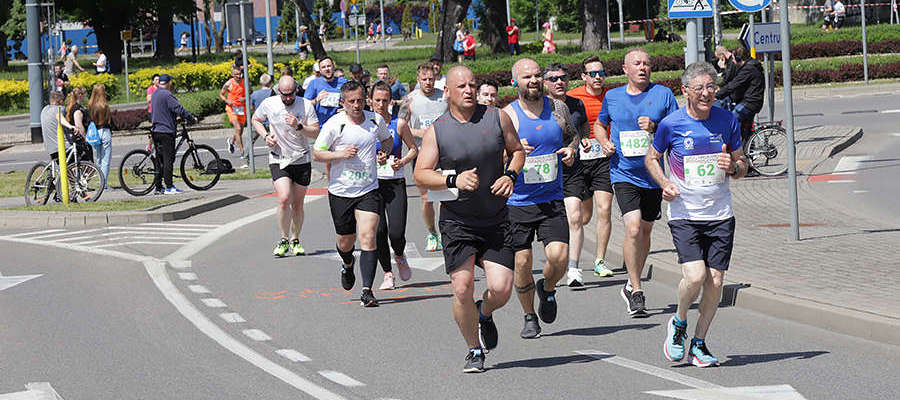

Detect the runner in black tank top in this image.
[414,65,525,374]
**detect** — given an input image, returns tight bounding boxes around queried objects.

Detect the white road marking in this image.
[407,257,445,272]
[5,229,65,238]
[833,156,871,174]
[33,228,105,240]
[140,223,220,228]
[23,382,63,400]
[318,371,365,387]
[107,226,211,232]
[852,190,870,194]
[177,272,198,281]
[404,242,421,259]
[188,285,211,294]
[242,329,272,341]
[71,236,197,246]
[882,109,900,114]
[219,312,246,323]
[93,241,187,248]
[170,260,191,269]
[891,133,900,137]
[646,384,808,400]
[826,180,856,184]
[574,350,722,390]
[276,349,311,362]
[0,274,43,292]
[201,298,227,308]
[58,232,202,243]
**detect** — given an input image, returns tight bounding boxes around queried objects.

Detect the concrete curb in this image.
[804,126,865,176]
[0,193,248,229]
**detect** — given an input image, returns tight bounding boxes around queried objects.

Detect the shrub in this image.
[110,108,149,131]
[128,58,267,95]
[0,79,28,110]
[178,89,226,118]
[68,72,120,98]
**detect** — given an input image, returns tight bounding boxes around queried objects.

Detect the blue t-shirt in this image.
[508,97,564,206]
[390,81,407,101]
[250,88,274,113]
[303,76,348,124]
[597,83,678,188]
[652,106,742,221]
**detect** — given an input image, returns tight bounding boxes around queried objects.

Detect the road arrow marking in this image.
[0,272,43,293]
[406,257,444,272]
[646,384,808,400]
[0,382,64,400]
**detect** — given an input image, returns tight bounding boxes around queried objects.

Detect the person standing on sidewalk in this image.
[506,18,520,56]
[252,76,320,257]
[87,84,113,185]
[414,65,524,373]
[150,74,199,195]
[221,67,251,168]
[595,48,679,317]
[646,62,747,367]
[504,58,577,339]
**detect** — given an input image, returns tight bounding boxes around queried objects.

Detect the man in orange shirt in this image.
[566,55,616,284]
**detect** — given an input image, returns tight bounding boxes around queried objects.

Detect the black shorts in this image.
[581,158,613,196]
[562,160,588,199]
[439,218,515,274]
[668,217,736,271]
[508,200,570,251]
[613,182,663,222]
[270,162,311,186]
[328,190,383,235]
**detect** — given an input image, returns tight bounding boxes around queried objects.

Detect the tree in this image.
[582,0,609,51]
[473,0,508,54]
[293,0,327,60]
[201,0,226,53]
[56,0,141,74]
[0,0,25,67]
[434,0,471,62]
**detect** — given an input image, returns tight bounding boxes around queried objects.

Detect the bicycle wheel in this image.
[746,127,789,176]
[181,144,222,191]
[67,161,105,202]
[119,149,157,196]
[24,161,55,206]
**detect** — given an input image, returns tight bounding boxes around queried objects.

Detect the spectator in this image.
[64,45,85,76]
[715,45,764,143]
[542,22,556,54]
[477,79,499,107]
[147,73,160,113]
[87,84,113,184]
[93,49,108,74]
[297,25,311,59]
[150,74,198,194]
[65,86,93,163]
[832,0,846,30]
[454,23,466,62]
[714,45,737,82]
[302,61,321,92]
[41,91,77,164]
[821,0,835,30]
[54,63,69,94]
[506,18,520,56]
[463,29,476,61]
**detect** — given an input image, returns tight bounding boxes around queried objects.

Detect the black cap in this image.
[429,55,441,63]
[349,63,363,73]
[158,74,173,83]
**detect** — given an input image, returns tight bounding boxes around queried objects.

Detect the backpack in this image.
[85,121,101,146]
[206,158,235,174]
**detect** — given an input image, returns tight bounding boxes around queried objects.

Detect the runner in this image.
[646,62,746,367]
[313,81,393,307]
[477,79,499,107]
[397,62,448,252]
[504,58,577,339]
[595,48,679,316]
[251,76,320,257]
[220,67,250,168]
[566,55,616,282]
[304,56,348,125]
[371,81,419,289]
[414,65,524,373]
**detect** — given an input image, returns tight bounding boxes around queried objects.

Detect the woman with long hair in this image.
[542,22,556,54]
[88,84,112,183]
[65,86,93,162]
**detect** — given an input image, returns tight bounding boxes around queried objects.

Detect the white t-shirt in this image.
[314,110,391,198]
[302,74,317,91]
[833,1,845,14]
[95,54,107,73]
[253,96,318,167]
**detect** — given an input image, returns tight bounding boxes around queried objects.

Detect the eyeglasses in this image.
[585,70,606,78]
[688,84,718,93]
[545,75,567,83]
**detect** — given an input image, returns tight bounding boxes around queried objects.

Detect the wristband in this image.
[503,169,518,182]
[446,174,458,188]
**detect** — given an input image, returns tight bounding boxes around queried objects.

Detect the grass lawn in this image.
[9,197,185,212]
[0,170,27,198]
[219,168,272,180]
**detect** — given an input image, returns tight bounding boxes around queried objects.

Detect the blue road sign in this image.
[668,0,714,19]
[729,0,772,13]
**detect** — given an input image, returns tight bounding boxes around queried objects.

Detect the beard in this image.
[519,84,543,101]
[282,97,295,106]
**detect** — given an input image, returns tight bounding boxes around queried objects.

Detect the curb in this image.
[0,193,248,229]
[804,126,864,175]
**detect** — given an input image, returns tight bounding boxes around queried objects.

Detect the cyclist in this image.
[150,74,199,195]
[41,91,78,163]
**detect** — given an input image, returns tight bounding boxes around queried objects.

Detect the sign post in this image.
[350,3,361,64]
[668,0,713,67]
[121,30,132,101]
[779,1,800,241]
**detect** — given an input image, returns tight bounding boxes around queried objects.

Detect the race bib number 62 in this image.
[683,153,726,187]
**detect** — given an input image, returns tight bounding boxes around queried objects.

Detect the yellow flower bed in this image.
[68,72,120,97]
[0,79,29,110]
[128,57,317,95]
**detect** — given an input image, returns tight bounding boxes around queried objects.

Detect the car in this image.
[251,30,267,45]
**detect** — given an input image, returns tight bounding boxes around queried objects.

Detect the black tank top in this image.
[433,104,508,227]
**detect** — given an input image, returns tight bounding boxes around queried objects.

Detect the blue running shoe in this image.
[689,338,719,367]
[664,316,688,362]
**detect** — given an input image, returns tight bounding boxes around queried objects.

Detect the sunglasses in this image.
[278,90,296,97]
[545,75,567,83]
[585,70,606,78]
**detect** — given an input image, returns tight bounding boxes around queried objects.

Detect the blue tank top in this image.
[375,114,401,157]
[508,97,564,206]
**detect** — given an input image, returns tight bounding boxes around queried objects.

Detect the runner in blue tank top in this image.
[503,58,577,339]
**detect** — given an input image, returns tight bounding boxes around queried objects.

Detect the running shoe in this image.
[621,284,648,316]
[226,137,235,154]
[520,313,541,339]
[593,258,614,277]
[360,288,378,307]
[164,186,184,195]
[425,233,442,252]
[273,238,290,257]
[379,271,395,290]
[239,163,249,169]
[340,257,356,290]
[689,338,719,367]
[476,299,498,351]
[463,348,485,373]
[290,239,305,256]
[566,267,584,288]
[153,188,165,195]
[535,278,557,324]
[664,316,688,362]
[395,255,412,281]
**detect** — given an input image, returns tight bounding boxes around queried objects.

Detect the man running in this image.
[646,62,746,367]
[252,76,320,257]
[221,67,250,167]
[305,56,348,125]
[398,62,448,252]
[371,81,418,289]
[566,55,616,282]
[313,81,393,307]
[504,58,577,339]
[477,79,499,107]
[414,65,524,373]
[595,48,679,316]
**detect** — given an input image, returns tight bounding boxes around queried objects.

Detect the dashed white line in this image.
[882,109,900,114]
[6,229,65,238]
[93,241,186,248]
[852,190,870,194]
[201,298,227,308]
[219,312,246,323]
[177,272,198,281]
[276,349,311,362]
[574,350,722,390]
[140,223,220,228]
[170,260,191,269]
[318,371,365,387]
[242,329,272,341]
[188,285,211,294]
[826,180,856,184]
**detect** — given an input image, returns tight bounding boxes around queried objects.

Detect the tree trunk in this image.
[479,0,508,54]
[202,0,213,54]
[156,6,176,61]
[582,0,608,51]
[294,0,327,60]
[434,0,471,62]
[0,30,7,69]
[96,26,124,74]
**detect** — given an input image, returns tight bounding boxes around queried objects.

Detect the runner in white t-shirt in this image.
[314,81,393,308]
[251,76,320,257]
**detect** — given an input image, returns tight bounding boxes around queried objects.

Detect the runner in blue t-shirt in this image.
[595,48,678,317]
[303,56,348,124]
[645,62,747,368]
[503,59,577,339]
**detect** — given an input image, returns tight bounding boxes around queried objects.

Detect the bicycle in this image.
[24,136,106,206]
[118,120,222,196]
[744,120,788,177]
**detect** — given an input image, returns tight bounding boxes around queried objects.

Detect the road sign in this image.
[729,0,772,13]
[349,14,366,26]
[349,4,359,14]
[740,22,781,53]
[668,0,713,19]
[120,30,132,41]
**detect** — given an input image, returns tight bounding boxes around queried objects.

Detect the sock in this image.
[625,281,633,292]
[469,346,483,356]
[567,260,578,270]
[692,337,704,346]
[337,245,354,266]
[360,250,377,288]
[673,315,686,326]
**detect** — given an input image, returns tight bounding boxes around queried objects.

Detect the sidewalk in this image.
[584,125,900,346]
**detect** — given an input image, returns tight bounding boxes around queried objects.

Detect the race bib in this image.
[417,114,441,129]
[321,92,341,108]
[580,138,607,160]
[427,169,459,202]
[620,130,651,157]
[683,153,726,188]
[233,105,245,116]
[377,155,397,179]
[522,153,558,184]
[341,161,373,185]
[277,150,307,169]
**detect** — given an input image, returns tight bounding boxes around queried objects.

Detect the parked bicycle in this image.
[118,120,225,196]
[24,136,106,206]
[744,120,788,176]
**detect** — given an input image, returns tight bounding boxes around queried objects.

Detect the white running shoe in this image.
[566,267,584,287]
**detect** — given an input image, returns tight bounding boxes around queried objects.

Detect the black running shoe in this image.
[476,300,498,351]
[535,278,557,323]
[630,290,648,317]
[360,288,378,307]
[520,313,541,339]
[340,260,356,291]
[463,348,485,373]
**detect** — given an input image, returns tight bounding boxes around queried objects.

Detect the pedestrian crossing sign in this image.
[668,0,714,19]
[350,4,360,14]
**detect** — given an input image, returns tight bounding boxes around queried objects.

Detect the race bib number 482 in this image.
[321,92,340,108]
[620,130,651,157]
[683,153,726,188]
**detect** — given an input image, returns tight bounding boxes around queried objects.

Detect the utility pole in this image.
[618,0,624,44]
[712,0,723,46]
[779,0,800,241]
[237,0,255,174]
[265,0,274,75]
[26,0,43,143]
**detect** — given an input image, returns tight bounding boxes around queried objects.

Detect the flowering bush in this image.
[0,79,29,110]
[68,72,120,98]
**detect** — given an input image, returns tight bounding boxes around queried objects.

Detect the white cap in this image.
[313,61,320,73]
